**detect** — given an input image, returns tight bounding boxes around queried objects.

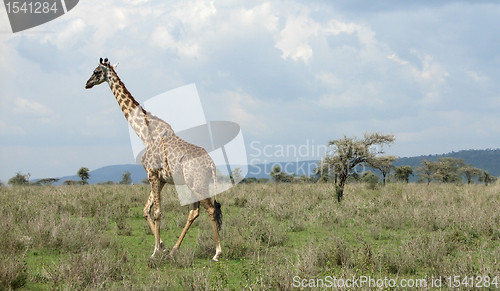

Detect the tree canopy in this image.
[394,165,413,183]
[270,166,293,183]
[120,171,132,185]
[77,167,90,185]
[322,132,395,201]
[8,172,30,186]
[368,155,397,185]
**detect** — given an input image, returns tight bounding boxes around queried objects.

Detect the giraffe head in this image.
[85,58,117,89]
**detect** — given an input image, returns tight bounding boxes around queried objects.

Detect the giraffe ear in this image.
[112,63,119,69]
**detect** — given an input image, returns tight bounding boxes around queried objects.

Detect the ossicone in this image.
[99,58,110,66]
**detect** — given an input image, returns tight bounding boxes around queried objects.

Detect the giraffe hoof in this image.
[210,259,219,263]
[148,256,159,268]
[169,247,179,257]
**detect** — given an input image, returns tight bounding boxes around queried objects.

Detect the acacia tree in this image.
[433,158,465,183]
[416,159,439,185]
[270,166,292,183]
[231,167,244,184]
[8,172,30,186]
[460,166,482,184]
[32,178,60,186]
[394,165,413,183]
[479,171,497,186]
[77,167,90,185]
[323,132,395,202]
[369,155,397,185]
[120,171,132,185]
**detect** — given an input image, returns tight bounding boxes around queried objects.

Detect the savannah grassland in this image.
[1,182,500,290]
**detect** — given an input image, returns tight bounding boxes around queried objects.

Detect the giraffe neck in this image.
[106,67,143,121]
[105,67,175,146]
[106,67,154,146]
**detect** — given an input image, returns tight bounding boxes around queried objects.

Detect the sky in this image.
[1,0,500,182]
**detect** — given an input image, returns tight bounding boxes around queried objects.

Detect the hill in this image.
[49,149,500,185]
[54,164,146,185]
[394,149,500,178]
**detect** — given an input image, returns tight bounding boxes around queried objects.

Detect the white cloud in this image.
[170,0,216,30]
[146,0,219,59]
[0,120,26,137]
[47,18,87,50]
[409,52,449,105]
[315,71,341,88]
[411,53,448,83]
[150,25,201,58]
[274,11,383,64]
[323,19,358,35]
[317,87,383,109]
[387,53,408,65]
[324,19,377,48]
[13,98,52,116]
[275,15,321,62]
[467,70,489,83]
[397,110,500,147]
[231,3,279,31]
[226,91,271,137]
[205,89,272,138]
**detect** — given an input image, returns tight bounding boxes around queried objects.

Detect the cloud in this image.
[397,110,500,148]
[13,98,52,116]
[173,0,217,28]
[150,25,201,58]
[275,15,321,62]
[467,70,489,83]
[387,53,408,65]
[2,0,500,181]
[206,89,272,138]
[409,51,449,105]
[231,2,279,31]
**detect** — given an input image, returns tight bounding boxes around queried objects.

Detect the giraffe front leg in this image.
[147,175,165,258]
[152,195,162,258]
[143,191,165,252]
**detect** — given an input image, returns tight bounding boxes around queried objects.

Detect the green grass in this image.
[1,182,500,290]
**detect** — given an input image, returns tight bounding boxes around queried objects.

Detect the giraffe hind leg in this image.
[170,202,200,256]
[200,198,222,262]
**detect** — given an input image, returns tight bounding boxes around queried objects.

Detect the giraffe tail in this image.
[211,162,222,230]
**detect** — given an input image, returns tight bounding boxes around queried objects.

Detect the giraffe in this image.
[85,58,222,262]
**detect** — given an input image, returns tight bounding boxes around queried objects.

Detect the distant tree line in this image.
[237,133,498,204]
[415,158,497,185]
[4,144,497,190]
[4,167,143,186]
[6,171,60,186]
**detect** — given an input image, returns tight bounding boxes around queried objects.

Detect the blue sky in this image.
[1,0,500,182]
